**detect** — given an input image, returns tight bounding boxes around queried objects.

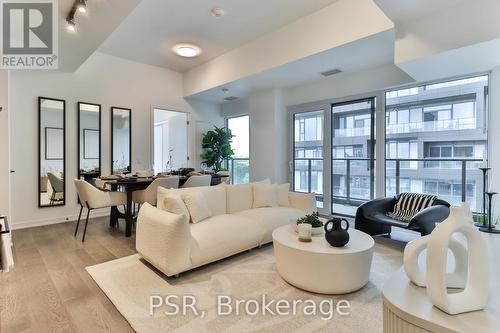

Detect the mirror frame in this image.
[38,96,66,208]
[111,106,132,174]
[78,102,102,181]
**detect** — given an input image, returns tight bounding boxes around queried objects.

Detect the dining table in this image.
[104,174,229,237]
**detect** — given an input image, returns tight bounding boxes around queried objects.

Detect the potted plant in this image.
[294,212,324,235]
[200,126,234,172]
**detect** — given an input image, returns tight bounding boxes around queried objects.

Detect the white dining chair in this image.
[182,175,212,188]
[74,179,127,242]
[47,172,64,205]
[132,176,180,206]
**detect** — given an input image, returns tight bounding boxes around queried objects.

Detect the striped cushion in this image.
[387,192,437,222]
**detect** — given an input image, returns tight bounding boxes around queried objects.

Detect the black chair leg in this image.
[82,208,91,242]
[74,205,83,237]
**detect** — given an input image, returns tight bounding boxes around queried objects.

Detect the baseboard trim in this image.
[11,209,110,230]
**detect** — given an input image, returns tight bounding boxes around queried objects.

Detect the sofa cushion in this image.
[182,192,212,224]
[162,193,190,222]
[226,184,253,213]
[253,183,278,208]
[158,183,227,216]
[276,183,290,207]
[190,214,262,266]
[235,207,305,243]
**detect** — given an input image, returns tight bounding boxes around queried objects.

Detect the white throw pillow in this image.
[276,183,290,207]
[162,194,190,221]
[253,183,278,208]
[182,192,212,223]
[200,183,227,216]
[226,184,253,213]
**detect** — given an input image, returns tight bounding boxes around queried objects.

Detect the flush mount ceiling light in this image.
[77,0,87,13]
[211,7,225,18]
[173,44,201,58]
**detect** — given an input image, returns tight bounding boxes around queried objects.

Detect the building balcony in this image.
[386,118,476,135]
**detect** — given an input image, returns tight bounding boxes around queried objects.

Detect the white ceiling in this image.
[373,0,467,23]
[98,0,339,72]
[189,30,395,103]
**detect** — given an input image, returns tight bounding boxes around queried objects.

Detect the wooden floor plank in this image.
[1,217,136,333]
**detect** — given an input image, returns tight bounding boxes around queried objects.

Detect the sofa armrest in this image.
[357,197,396,218]
[288,192,317,214]
[136,203,192,277]
[409,205,450,236]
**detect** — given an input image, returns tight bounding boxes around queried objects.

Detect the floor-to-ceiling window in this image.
[293,110,324,208]
[153,108,188,174]
[331,98,376,216]
[226,115,250,184]
[385,75,488,211]
[289,74,488,217]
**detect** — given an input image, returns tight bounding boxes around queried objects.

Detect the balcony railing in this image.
[293,158,324,207]
[385,118,476,134]
[228,158,250,184]
[294,157,484,215]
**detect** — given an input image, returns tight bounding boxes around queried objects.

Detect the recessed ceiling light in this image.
[173,44,201,58]
[211,7,225,18]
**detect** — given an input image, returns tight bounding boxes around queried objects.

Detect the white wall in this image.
[0,70,9,217]
[9,52,222,228]
[222,64,415,185]
[222,89,286,183]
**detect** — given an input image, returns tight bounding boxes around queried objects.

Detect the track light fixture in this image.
[66,0,89,33]
[77,0,87,14]
[66,7,76,32]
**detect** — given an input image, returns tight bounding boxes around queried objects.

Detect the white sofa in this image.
[136,182,316,277]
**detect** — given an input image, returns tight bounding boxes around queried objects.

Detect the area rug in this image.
[86,240,404,333]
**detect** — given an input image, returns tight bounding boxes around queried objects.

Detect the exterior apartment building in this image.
[294,75,488,216]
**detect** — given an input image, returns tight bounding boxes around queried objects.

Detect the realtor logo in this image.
[1,0,58,69]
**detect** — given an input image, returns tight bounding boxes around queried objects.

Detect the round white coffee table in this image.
[272,224,374,294]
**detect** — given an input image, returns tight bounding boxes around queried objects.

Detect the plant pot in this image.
[293,223,324,235]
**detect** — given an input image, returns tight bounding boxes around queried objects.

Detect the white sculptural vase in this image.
[426,203,489,315]
[404,235,467,288]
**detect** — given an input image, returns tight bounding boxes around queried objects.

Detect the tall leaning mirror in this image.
[39,97,65,207]
[78,102,101,183]
[111,107,132,174]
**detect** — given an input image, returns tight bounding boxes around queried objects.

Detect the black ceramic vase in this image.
[324,218,350,247]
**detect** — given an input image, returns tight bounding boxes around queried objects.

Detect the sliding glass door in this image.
[293,110,324,208]
[226,115,250,184]
[331,98,376,216]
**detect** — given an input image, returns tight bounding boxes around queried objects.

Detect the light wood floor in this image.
[0,217,136,333]
[0,216,416,333]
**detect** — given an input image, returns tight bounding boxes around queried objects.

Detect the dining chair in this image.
[47,172,64,205]
[74,179,127,242]
[132,176,180,206]
[181,175,211,188]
